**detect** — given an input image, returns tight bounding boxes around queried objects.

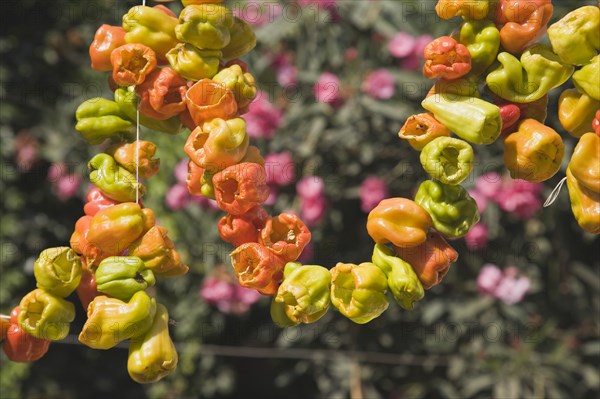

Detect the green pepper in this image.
[547,6,599,66]
[415,180,480,238]
[79,291,157,350]
[212,65,257,110]
[275,262,331,325]
[33,247,82,298]
[573,55,600,101]
[122,6,179,60]
[175,4,234,50]
[127,303,178,384]
[420,137,474,185]
[330,262,389,324]
[88,153,144,203]
[486,44,574,103]
[221,17,256,60]
[18,289,75,341]
[115,87,183,135]
[422,93,501,145]
[75,98,134,145]
[371,244,424,310]
[166,43,221,81]
[458,20,500,76]
[95,256,156,302]
[270,300,298,327]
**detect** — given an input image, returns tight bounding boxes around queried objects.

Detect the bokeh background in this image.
[1,1,598,398]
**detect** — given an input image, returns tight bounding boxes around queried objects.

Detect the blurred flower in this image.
[464,222,489,250]
[414,34,433,58]
[344,47,358,61]
[200,270,262,315]
[297,176,325,199]
[401,54,422,71]
[297,241,315,263]
[166,183,191,210]
[272,53,298,88]
[14,131,39,173]
[388,32,416,58]
[298,0,337,10]
[494,267,531,305]
[54,174,82,201]
[264,151,295,186]
[496,179,543,219]
[477,263,503,295]
[314,72,342,105]
[265,186,278,205]
[234,1,282,27]
[468,189,488,214]
[475,172,503,199]
[359,176,389,213]
[400,34,433,71]
[245,91,283,139]
[362,69,396,100]
[297,176,327,225]
[174,159,188,184]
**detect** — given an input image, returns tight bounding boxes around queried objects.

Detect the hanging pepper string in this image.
[134,0,146,204]
[543,176,567,208]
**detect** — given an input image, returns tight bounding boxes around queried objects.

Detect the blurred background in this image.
[0,0,598,398]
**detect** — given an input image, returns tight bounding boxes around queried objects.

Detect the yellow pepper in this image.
[569,133,600,195]
[566,168,600,235]
[558,89,600,139]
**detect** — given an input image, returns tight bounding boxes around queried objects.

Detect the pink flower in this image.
[496,179,543,219]
[464,223,489,251]
[174,159,189,184]
[233,1,282,27]
[359,176,389,213]
[468,189,488,214]
[362,69,396,100]
[388,32,416,58]
[297,176,327,225]
[235,285,261,306]
[201,276,235,304]
[55,174,82,201]
[166,183,190,210]
[14,132,39,173]
[401,54,422,71]
[314,72,342,105]
[264,151,296,186]
[299,0,337,9]
[245,91,283,139]
[265,186,278,205]
[475,172,503,199]
[297,241,315,263]
[345,47,358,61]
[494,268,530,305]
[297,176,325,199]
[277,63,298,87]
[414,35,434,58]
[200,274,262,315]
[477,264,503,295]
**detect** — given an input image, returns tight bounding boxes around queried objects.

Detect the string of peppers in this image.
[1,0,599,385]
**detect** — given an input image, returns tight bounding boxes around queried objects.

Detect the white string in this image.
[543,176,567,208]
[135,99,140,204]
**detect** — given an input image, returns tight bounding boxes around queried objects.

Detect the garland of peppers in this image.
[1,0,599,385]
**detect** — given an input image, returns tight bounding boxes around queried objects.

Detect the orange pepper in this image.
[136,68,188,120]
[495,0,553,55]
[218,206,269,247]
[398,113,451,151]
[110,43,157,87]
[185,79,238,126]
[89,25,126,71]
[230,243,286,296]
[128,226,189,277]
[212,162,269,215]
[259,213,312,262]
[367,198,433,248]
[423,36,471,80]
[105,140,160,179]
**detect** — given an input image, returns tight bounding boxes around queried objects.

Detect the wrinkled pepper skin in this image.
[371,244,424,310]
[128,226,189,278]
[175,4,234,50]
[398,113,451,151]
[127,303,178,384]
[569,133,600,195]
[393,232,458,290]
[558,89,600,139]
[185,79,238,126]
[503,119,564,183]
[415,180,480,238]
[422,93,501,145]
[84,186,120,217]
[270,299,298,327]
[330,262,389,324]
[221,17,256,60]
[33,247,82,298]
[259,213,311,262]
[106,140,160,179]
[566,167,600,235]
[230,243,286,296]
[87,202,148,255]
[79,291,157,350]
[495,0,553,55]
[275,262,331,324]
[76,268,102,311]
[166,43,222,81]
[115,86,183,135]
[420,137,474,185]
[366,198,433,248]
[458,20,500,76]
[135,68,188,120]
[499,103,521,135]
[594,111,600,136]
[122,6,179,61]
[435,0,494,20]
[572,55,600,101]
[88,153,144,202]
[75,98,134,145]
[110,43,157,87]
[70,215,104,265]
[212,64,257,111]
[423,36,471,80]
[218,206,269,247]
[547,6,599,66]
[89,25,127,71]
[486,44,573,103]
[184,118,249,172]
[18,289,75,341]
[213,163,269,215]
[186,161,206,196]
[3,307,50,362]
[95,256,155,302]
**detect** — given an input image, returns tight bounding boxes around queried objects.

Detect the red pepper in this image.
[76,266,102,311]
[499,103,521,136]
[218,206,269,247]
[3,307,50,362]
[495,0,553,55]
[110,43,157,87]
[423,36,471,80]
[230,243,286,296]
[83,186,120,216]
[136,67,188,120]
[89,25,126,71]
[213,162,269,215]
[180,108,197,131]
[259,213,311,262]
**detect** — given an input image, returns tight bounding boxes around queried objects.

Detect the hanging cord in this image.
[543,176,567,208]
[135,104,140,204]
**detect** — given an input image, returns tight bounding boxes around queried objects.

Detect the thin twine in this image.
[543,176,567,208]
[134,0,146,203]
